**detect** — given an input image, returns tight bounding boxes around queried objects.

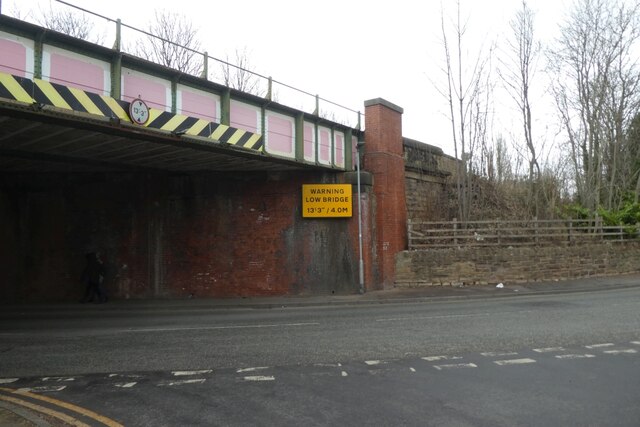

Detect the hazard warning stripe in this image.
[0,71,264,151]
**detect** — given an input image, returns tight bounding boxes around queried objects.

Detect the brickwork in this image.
[364,99,408,289]
[0,171,371,302]
[395,243,640,286]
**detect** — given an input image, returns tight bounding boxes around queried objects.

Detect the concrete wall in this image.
[395,243,640,287]
[0,171,374,302]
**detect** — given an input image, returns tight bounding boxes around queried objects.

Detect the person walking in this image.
[80,252,107,303]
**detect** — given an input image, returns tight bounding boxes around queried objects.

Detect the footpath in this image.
[2,273,640,426]
[2,273,640,314]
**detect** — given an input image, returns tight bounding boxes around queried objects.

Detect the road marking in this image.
[494,358,536,366]
[630,341,640,345]
[533,347,566,353]
[0,394,92,427]
[433,363,477,370]
[158,379,206,386]
[42,377,76,382]
[555,354,596,359]
[108,373,143,379]
[123,322,320,332]
[172,370,212,376]
[341,371,348,377]
[481,351,519,357]
[585,343,614,349]
[376,310,533,323]
[236,367,269,373]
[0,378,18,384]
[365,360,384,366]
[422,355,462,362]
[243,376,275,382]
[409,367,416,372]
[19,386,66,393]
[1,386,124,426]
[314,363,342,368]
[603,349,637,355]
[114,382,137,388]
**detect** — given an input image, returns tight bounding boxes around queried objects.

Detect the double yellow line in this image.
[0,387,122,426]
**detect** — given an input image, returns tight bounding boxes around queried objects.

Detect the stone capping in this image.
[364,98,404,114]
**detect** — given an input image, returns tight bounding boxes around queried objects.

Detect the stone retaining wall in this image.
[395,242,640,286]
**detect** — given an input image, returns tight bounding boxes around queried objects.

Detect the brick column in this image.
[363,98,407,288]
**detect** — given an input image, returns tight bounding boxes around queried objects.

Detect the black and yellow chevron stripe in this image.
[0,72,263,150]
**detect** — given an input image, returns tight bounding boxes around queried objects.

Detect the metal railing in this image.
[407,218,640,249]
[2,0,363,129]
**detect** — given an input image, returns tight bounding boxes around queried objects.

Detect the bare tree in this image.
[548,0,640,211]
[437,0,494,221]
[499,0,542,216]
[136,10,202,76]
[35,5,103,44]
[219,48,263,96]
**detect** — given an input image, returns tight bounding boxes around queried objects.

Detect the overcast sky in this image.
[4,0,570,156]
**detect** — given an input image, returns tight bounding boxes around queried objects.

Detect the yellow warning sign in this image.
[302,184,352,218]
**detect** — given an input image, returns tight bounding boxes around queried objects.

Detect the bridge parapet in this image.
[0,14,361,171]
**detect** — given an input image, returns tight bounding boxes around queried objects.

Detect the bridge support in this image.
[364,98,408,289]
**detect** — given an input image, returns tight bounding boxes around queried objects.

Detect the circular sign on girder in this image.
[129,98,149,125]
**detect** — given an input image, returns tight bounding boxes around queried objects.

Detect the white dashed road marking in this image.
[0,378,18,384]
[603,349,637,355]
[243,376,275,382]
[494,358,536,366]
[481,351,519,357]
[172,370,212,376]
[158,379,206,386]
[41,377,76,382]
[365,360,383,366]
[433,363,477,371]
[19,386,66,393]
[409,367,416,372]
[341,371,348,377]
[630,341,640,345]
[585,343,614,349]
[422,355,462,362]
[555,354,596,360]
[533,347,565,353]
[236,367,269,373]
[114,382,137,388]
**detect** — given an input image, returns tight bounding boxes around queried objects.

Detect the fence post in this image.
[496,220,501,245]
[453,218,458,246]
[620,221,624,242]
[534,216,538,245]
[568,219,573,245]
[408,219,413,249]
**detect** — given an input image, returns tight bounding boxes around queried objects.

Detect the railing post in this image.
[534,216,538,245]
[496,220,501,245]
[266,76,273,101]
[453,218,458,246]
[408,219,413,250]
[200,51,208,80]
[568,219,573,245]
[620,221,624,242]
[112,18,121,52]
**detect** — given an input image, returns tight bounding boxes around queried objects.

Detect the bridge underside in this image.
[0,100,363,303]
[0,100,310,173]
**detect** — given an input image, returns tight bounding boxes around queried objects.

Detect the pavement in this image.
[2,273,640,426]
[3,273,640,314]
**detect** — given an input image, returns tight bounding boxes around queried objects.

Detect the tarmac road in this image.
[1,274,640,426]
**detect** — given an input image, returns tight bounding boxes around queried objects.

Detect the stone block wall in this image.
[403,138,454,221]
[395,242,640,286]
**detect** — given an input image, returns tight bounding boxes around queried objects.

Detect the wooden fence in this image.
[407,218,639,249]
